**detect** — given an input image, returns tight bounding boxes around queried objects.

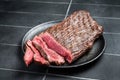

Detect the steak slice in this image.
[32,36,65,65]
[24,44,34,66]
[26,40,49,65]
[40,32,72,63]
[41,10,103,62]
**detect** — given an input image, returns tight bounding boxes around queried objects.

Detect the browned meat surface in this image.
[42,10,103,62]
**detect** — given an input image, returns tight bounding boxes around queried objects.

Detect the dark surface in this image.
[0,69,45,80]
[0,12,64,27]
[0,0,120,80]
[69,3,120,18]
[72,0,120,5]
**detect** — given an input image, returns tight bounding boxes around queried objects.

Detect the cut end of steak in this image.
[26,40,49,65]
[24,45,34,66]
[32,36,65,65]
[43,10,103,62]
[40,32,73,63]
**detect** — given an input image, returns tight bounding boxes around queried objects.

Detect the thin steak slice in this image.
[32,36,65,65]
[24,44,34,66]
[41,10,103,63]
[26,40,49,65]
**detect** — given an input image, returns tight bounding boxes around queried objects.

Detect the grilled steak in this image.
[26,40,49,65]
[32,36,65,65]
[24,44,34,66]
[41,10,103,63]
[24,10,103,66]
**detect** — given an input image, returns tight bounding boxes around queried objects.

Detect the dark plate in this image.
[22,20,106,68]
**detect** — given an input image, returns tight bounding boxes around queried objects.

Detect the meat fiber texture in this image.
[24,40,49,66]
[27,40,49,65]
[24,36,65,66]
[24,10,103,66]
[32,36,65,65]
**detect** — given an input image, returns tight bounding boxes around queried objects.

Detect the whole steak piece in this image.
[41,10,103,63]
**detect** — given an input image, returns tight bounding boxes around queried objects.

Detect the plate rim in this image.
[22,20,106,68]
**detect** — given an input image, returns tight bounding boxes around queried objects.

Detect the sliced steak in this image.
[24,45,34,66]
[32,36,65,65]
[26,40,49,65]
[40,32,72,63]
[41,10,103,63]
